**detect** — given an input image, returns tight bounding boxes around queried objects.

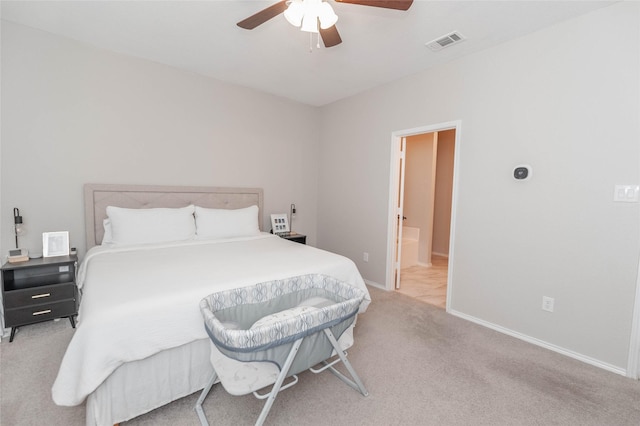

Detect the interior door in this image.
[394,137,407,289]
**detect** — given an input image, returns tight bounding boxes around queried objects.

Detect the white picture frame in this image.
[43,231,70,257]
[270,213,290,234]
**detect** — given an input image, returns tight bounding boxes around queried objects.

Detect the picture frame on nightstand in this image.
[43,231,70,257]
[270,213,290,235]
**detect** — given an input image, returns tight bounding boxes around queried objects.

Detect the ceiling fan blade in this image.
[335,0,413,11]
[237,0,288,30]
[320,25,343,48]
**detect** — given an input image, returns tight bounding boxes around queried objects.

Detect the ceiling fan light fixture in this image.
[284,0,304,26]
[318,2,338,29]
[301,12,319,33]
[286,0,337,33]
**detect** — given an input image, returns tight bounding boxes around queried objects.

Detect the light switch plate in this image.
[542,296,554,312]
[614,185,639,203]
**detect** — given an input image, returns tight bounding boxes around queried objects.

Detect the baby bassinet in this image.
[195,274,369,426]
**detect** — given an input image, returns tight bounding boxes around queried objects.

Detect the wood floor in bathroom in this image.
[396,255,448,309]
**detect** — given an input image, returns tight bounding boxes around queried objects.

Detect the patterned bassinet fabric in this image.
[196,274,369,426]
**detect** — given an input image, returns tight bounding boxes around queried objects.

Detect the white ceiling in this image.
[1,0,616,106]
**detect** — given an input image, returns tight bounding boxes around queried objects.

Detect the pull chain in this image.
[308,31,322,52]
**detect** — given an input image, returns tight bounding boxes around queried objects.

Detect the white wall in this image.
[1,21,320,257]
[318,2,639,371]
[0,18,4,333]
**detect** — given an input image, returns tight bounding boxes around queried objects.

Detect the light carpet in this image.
[2,287,640,425]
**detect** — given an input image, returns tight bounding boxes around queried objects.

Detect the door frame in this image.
[385,120,462,312]
[629,259,640,378]
[627,234,640,378]
[394,136,407,289]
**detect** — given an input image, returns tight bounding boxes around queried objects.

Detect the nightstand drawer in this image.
[4,299,77,327]
[3,282,76,309]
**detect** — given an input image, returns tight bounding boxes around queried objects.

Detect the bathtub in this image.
[401,226,420,268]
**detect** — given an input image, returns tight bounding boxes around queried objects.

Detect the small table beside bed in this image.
[51,184,371,426]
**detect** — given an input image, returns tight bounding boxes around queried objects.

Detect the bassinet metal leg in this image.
[323,329,369,397]
[255,337,304,426]
[195,371,218,426]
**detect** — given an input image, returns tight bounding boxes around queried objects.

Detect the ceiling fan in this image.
[237,0,414,48]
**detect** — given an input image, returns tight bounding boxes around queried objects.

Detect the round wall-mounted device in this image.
[513,165,532,180]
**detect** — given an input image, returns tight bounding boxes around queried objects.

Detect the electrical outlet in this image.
[363,252,369,262]
[542,296,554,312]
[614,185,640,202]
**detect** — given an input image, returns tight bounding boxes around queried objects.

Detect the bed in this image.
[51,184,371,426]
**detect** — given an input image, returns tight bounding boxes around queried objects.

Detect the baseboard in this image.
[449,309,627,377]
[417,261,432,267]
[364,279,386,290]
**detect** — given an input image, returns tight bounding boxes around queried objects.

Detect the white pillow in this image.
[101,218,113,245]
[195,205,260,240]
[106,205,196,245]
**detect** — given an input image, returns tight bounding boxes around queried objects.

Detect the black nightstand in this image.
[280,233,307,245]
[1,255,78,342]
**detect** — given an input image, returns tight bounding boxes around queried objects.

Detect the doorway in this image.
[397,129,455,308]
[385,121,461,312]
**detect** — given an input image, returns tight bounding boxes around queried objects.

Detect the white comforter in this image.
[52,234,370,406]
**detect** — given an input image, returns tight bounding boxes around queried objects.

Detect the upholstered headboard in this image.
[84,184,264,249]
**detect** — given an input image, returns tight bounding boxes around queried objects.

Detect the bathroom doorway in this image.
[386,121,461,311]
[398,129,455,308]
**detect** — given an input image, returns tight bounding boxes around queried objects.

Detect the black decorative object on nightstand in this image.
[1,255,78,342]
[280,233,306,245]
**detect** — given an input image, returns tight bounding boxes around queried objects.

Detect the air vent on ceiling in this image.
[426,31,466,52]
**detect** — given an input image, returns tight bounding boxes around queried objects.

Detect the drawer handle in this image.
[32,309,52,316]
[31,293,51,299]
